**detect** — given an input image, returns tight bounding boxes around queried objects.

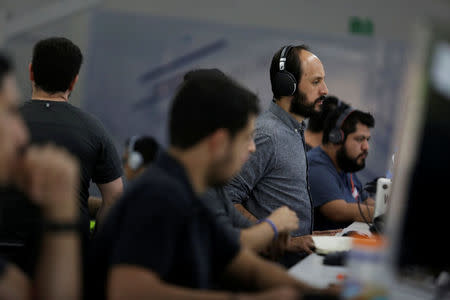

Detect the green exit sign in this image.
[349,17,374,36]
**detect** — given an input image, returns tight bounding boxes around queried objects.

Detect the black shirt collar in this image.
[154,150,197,198]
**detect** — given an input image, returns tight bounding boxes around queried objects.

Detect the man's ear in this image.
[68,75,79,92]
[207,129,230,160]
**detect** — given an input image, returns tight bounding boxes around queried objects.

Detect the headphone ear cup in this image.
[274,71,297,97]
[328,128,343,144]
[128,152,143,171]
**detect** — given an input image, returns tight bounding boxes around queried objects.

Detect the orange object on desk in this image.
[337,273,347,281]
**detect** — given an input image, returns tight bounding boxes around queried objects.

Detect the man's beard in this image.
[289,90,325,118]
[336,145,367,173]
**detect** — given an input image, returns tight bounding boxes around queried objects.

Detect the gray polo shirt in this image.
[201,188,253,239]
[223,101,313,236]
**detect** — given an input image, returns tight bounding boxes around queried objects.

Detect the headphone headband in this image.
[128,135,140,154]
[279,45,293,71]
[328,106,355,144]
[127,135,144,171]
[273,45,297,97]
[335,107,355,130]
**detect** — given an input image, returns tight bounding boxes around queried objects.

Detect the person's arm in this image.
[309,162,373,224]
[108,265,300,300]
[240,206,298,252]
[0,263,31,300]
[319,200,374,223]
[235,204,259,223]
[88,196,102,219]
[364,197,375,206]
[96,178,123,224]
[224,134,276,221]
[286,235,316,254]
[93,126,124,225]
[224,247,324,295]
[18,145,80,300]
[241,223,276,252]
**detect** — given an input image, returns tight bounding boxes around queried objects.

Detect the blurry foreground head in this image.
[169,68,260,187]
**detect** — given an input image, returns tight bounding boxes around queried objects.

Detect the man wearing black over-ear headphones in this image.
[223,45,328,266]
[307,103,375,231]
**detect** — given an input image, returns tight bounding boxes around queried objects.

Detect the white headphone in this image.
[127,135,144,171]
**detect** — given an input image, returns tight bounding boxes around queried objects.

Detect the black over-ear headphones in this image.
[328,106,355,144]
[273,45,297,97]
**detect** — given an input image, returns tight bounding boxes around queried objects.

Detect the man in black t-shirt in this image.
[20,37,123,240]
[89,69,336,300]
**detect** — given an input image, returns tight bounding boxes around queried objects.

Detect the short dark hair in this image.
[31,37,83,93]
[170,68,260,149]
[322,104,375,144]
[270,44,310,99]
[125,136,159,166]
[0,52,13,91]
[307,95,342,132]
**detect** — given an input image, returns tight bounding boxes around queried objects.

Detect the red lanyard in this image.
[350,174,358,200]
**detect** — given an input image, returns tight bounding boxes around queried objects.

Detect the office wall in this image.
[3,0,449,108]
[2,0,449,183]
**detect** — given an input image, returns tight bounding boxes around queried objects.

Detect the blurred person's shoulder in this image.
[122,163,194,216]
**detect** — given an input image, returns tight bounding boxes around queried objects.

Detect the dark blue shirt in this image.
[308,146,368,230]
[87,151,240,300]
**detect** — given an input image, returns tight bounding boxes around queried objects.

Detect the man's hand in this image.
[15,145,79,221]
[267,206,299,233]
[287,235,315,254]
[265,232,290,260]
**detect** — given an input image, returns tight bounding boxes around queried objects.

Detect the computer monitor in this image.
[386,20,450,282]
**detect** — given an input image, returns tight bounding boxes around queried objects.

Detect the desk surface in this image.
[288,222,372,288]
[288,253,346,289]
[288,222,436,300]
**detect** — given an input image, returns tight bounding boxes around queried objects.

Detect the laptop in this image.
[373,177,391,220]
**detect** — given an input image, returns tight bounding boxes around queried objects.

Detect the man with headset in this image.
[223,45,328,265]
[122,135,159,181]
[87,69,339,300]
[89,135,159,220]
[308,103,375,231]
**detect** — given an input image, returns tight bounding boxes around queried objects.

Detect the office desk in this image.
[289,222,371,288]
[288,252,346,289]
[288,222,436,300]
